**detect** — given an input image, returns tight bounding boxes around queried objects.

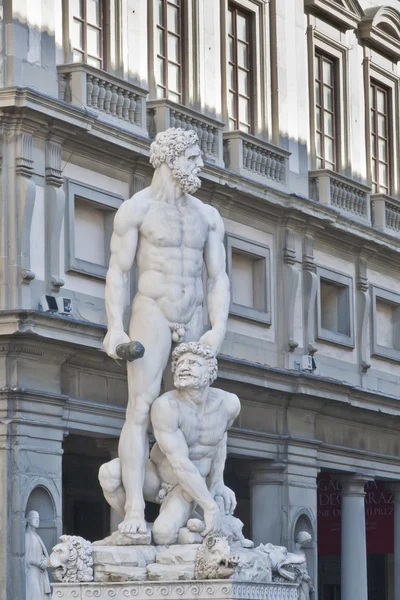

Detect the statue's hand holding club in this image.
[104,329,145,362]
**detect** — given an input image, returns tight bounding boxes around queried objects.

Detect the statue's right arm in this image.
[103,196,149,358]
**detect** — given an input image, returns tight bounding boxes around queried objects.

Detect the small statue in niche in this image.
[25,510,52,600]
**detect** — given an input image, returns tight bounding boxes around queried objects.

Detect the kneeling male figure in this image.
[99,342,240,545]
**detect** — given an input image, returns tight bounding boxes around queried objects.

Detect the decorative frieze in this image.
[51,580,300,600]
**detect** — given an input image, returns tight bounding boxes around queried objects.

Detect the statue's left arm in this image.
[208,393,240,515]
[200,207,230,354]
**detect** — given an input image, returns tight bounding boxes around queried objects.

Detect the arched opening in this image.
[26,486,57,554]
[294,512,316,596]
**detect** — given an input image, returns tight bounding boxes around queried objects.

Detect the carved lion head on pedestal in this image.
[49,535,93,583]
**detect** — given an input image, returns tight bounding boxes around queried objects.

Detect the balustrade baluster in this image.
[86,75,94,106]
[97,80,106,111]
[129,94,136,123]
[121,91,129,120]
[270,155,277,179]
[104,83,112,113]
[91,78,100,108]
[110,85,118,115]
[135,97,142,126]
[116,89,124,118]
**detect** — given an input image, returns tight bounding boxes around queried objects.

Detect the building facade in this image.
[0,0,400,598]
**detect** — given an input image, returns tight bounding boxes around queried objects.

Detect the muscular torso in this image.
[151,389,235,484]
[135,194,210,324]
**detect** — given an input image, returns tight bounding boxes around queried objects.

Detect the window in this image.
[370,81,390,195]
[316,267,354,347]
[226,234,271,324]
[65,179,123,280]
[71,0,104,68]
[227,4,252,133]
[371,286,400,362]
[155,0,183,103]
[314,51,338,170]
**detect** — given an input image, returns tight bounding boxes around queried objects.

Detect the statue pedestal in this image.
[52,580,300,599]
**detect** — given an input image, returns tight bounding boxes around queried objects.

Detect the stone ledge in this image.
[52,580,300,600]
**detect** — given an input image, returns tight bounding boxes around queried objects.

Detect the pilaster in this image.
[45,128,66,291]
[282,226,300,354]
[356,256,371,375]
[302,233,318,355]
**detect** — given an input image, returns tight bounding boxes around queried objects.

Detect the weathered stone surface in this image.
[95,565,147,582]
[178,527,203,544]
[93,545,157,567]
[155,544,200,565]
[92,530,152,546]
[147,563,196,580]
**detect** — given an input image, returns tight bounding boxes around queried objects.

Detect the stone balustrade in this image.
[309,169,371,223]
[372,193,400,237]
[223,131,290,189]
[57,63,148,135]
[147,99,224,166]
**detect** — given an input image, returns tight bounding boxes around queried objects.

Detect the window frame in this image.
[226,233,271,325]
[221,0,270,139]
[370,80,391,195]
[371,285,400,362]
[316,266,355,348]
[307,28,349,174]
[65,179,123,281]
[364,56,400,199]
[70,0,105,69]
[314,50,338,171]
[155,0,184,103]
[227,3,253,133]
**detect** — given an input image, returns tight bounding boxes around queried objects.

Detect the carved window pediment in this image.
[359,7,400,61]
[304,0,363,30]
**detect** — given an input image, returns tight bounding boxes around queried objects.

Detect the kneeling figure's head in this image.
[171,342,217,389]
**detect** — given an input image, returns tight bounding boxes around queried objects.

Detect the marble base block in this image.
[52,580,300,600]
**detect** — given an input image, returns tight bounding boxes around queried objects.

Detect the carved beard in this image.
[174,373,209,389]
[172,164,201,194]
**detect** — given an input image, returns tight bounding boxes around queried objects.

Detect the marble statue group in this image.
[41,128,314,598]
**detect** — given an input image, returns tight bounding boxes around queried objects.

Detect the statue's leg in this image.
[119,296,171,534]
[99,457,162,516]
[184,305,205,342]
[152,485,193,545]
[98,458,125,517]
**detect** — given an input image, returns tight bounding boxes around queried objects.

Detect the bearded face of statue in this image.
[173,352,210,389]
[170,143,204,194]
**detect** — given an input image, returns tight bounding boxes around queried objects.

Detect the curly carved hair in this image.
[59,535,93,583]
[171,342,218,384]
[149,128,199,169]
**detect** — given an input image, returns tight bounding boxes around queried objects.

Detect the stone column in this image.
[249,462,286,546]
[388,483,400,600]
[340,475,369,600]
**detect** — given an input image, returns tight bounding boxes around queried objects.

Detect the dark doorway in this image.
[62,434,110,542]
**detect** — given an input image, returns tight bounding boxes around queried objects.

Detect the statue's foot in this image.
[118,514,147,535]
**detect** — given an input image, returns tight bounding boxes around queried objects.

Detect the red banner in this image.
[317,474,394,555]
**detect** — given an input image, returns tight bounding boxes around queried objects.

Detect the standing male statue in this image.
[25,510,52,600]
[102,128,230,535]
